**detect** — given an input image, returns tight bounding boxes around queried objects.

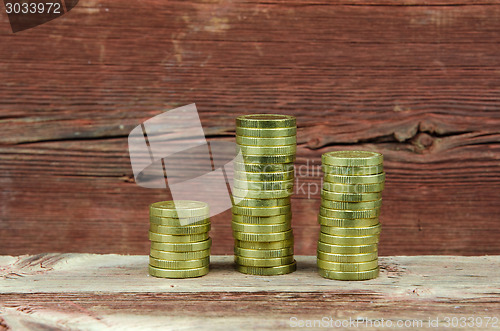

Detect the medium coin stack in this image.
[317,151,385,281]
[148,200,212,278]
[232,114,297,276]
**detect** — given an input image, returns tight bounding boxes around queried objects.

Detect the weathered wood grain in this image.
[1,1,500,255]
[0,254,499,330]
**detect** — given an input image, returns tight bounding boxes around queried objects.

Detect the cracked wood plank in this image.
[0,254,499,331]
[1,1,500,256]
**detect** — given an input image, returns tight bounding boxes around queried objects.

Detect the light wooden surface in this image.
[1,254,499,330]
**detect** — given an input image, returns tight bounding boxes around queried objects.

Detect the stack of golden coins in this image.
[148,200,211,278]
[232,114,297,276]
[317,151,385,281]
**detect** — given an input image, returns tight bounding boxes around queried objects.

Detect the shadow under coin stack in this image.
[317,151,385,280]
[148,200,211,278]
[232,114,297,276]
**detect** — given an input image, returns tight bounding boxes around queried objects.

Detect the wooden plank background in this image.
[0,0,499,256]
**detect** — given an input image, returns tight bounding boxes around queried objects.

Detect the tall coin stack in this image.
[232,114,297,276]
[148,200,212,278]
[317,151,385,280]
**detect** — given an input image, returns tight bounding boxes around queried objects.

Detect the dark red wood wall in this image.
[1,0,499,256]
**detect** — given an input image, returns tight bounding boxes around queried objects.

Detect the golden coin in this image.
[237,260,297,276]
[236,239,294,250]
[233,229,293,242]
[318,215,379,227]
[317,251,378,263]
[231,221,291,233]
[150,238,212,252]
[321,199,382,210]
[148,265,209,279]
[149,256,210,269]
[150,248,210,260]
[233,161,294,173]
[149,223,211,235]
[237,136,296,146]
[319,206,380,219]
[148,232,209,243]
[317,242,378,254]
[239,145,296,156]
[234,246,294,258]
[235,255,294,267]
[150,200,209,218]
[322,164,384,176]
[233,197,291,207]
[322,151,383,167]
[318,267,379,281]
[322,182,385,193]
[320,191,382,202]
[236,114,296,128]
[234,170,294,181]
[232,213,292,224]
[324,173,385,185]
[232,205,291,217]
[320,224,381,237]
[242,154,296,164]
[317,259,378,272]
[236,126,296,138]
[149,215,210,226]
[233,178,294,191]
[232,188,292,199]
[319,233,379,245]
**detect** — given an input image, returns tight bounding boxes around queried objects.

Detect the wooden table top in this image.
[1,254,499,330]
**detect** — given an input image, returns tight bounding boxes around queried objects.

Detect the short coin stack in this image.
[148,200,212,278]
[317,151,385,280]
[232,114,297,276]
